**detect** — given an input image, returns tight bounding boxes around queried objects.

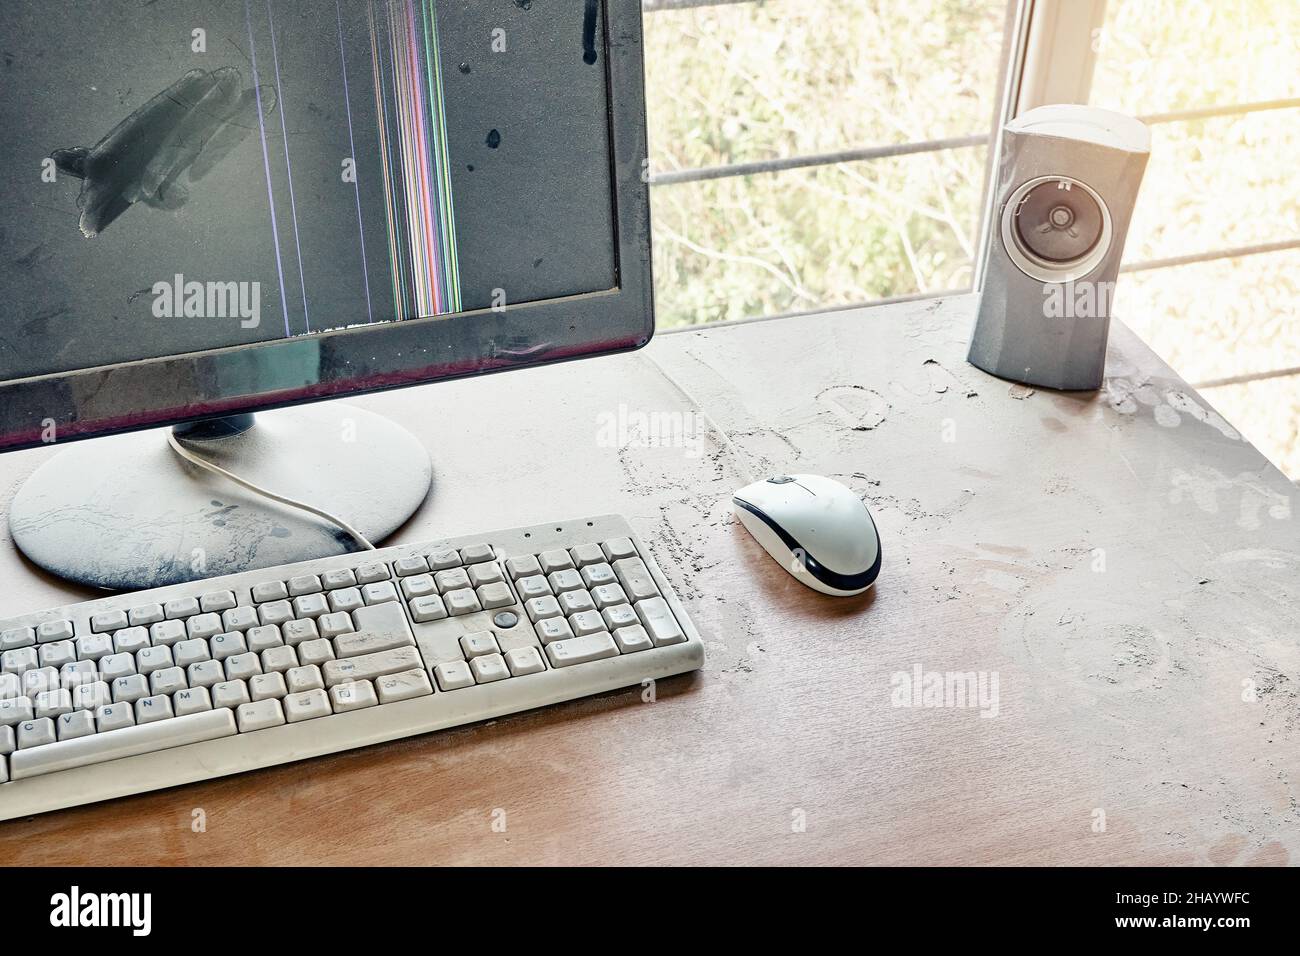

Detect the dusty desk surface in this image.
[0,294,1296,865]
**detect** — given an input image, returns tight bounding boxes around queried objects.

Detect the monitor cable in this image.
[166,432,378,551]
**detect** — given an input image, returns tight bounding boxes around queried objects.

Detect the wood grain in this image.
[1,294,1296,865]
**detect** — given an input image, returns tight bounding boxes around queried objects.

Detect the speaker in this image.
[968,105,1150,390]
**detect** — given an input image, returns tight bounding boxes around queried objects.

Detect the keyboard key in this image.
[72,681,112,712]
[334,602,414,657]
[559,590,595,616]
[95,702,134,732]
[286,665,324,694]
[35,689,73,720]
[293,593,330,619]
[224,653,262,681]
[525,596,561,623]
[246,624,284,652]
[0,697,35,727]
[394,555,430,577]
[261,646,299,674]
[635,597,687,647]
[282,619,320,646]
[91,610,129,633]
[128,604,165,627]
[136,645,174,675]
[601,604,638,631]
[10,710,236,779]
[548,568,584,594]
[236,698,285,732]
[613,625,653,654]
[362,581,399,605]
[516,575,552,600]
[581,562,617,588]
[469,563,504,587]
[427,548,461,570]
[569,610,606,637]
[149,666,187,696]
[433,660,475,691]
[321,568,358,590]
[57,710,96,741]
[284,688,332,722]
[297,639,336,666]
[602,537,637,561]
[1,626,35,651]
[460,543,494,564]
[613,558,659,602]
[445,589,482,616]
[37,620,76,643]
[470,653,510,684]
[591,583,629,611]
[569,543,606,568]
[200,591,238,613]
[223,606,261,631]
[505,554,541,580]
[2,646,37,673]
[375,668,433,703]
[22,667,58,699]
[112,674,149,704]
[288,575,322,597]
[164,598,200,620]
[60,661,97,691]
[477,582,514,609]
[173,686,213,717]
[409,595,447,623]
[212,680,250,710]
[355,562,391,584]
[323,645,422,688]
[546,632,619,668]
[135,694,174,724]
[38,640,76,668]
[460,632,500,659]
[75,633,114,662]
[252,580,289,603]
[318,612,354,640]
[210,631,248,660]
[505,646,546,676]
[400,574,436,600]
[249,672,287,701]
[330,679,378,712]
[18,717,57,749]
[535,617,575,645]
[148,620,187,647]
[434,567,471,593]
[0,725,11,756]
[188,660,225,689]
[173,638,212,668]
[0,672,18,699]
[258,601,295,627]
[187,613,223,640]
[100,653,138,683]
[539,549,574,574]
[328,588,365,613]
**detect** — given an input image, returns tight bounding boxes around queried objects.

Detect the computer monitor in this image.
[0,0,652,590]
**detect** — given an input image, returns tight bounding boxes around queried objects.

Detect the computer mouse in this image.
[732,474,881,596]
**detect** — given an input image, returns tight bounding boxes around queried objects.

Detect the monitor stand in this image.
[8,403,432,592]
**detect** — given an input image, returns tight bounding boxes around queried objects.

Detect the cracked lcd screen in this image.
[0,0,617,380]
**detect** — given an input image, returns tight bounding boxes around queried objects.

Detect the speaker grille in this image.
[1000,176,1113,284]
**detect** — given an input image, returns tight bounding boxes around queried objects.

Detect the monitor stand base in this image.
[9,404,432,592]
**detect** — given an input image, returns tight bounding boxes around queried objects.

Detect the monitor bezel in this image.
[0,0,653,453]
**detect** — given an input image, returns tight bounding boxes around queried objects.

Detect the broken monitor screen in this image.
[0,0,617,381]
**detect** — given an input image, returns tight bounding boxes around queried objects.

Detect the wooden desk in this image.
[1,294,1296,865]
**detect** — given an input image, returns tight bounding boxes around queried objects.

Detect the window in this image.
[643,0,1300,477]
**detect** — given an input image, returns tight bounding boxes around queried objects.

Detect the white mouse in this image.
[732,474,881,596]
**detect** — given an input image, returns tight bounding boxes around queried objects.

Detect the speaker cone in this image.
[1000,175,1113,284]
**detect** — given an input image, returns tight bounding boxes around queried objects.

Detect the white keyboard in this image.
[0,515,703,820]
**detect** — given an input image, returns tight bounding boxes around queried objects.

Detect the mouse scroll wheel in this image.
[767,476,795,484]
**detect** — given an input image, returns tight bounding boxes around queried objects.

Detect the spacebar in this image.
[10,710,238,781]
